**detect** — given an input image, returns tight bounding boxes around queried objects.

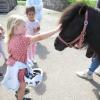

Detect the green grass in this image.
[17,0,96,7]
[17,0,26,5]
[68,0,96,7]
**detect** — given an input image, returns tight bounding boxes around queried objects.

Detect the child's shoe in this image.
[0,73,3,77]
[76,70,93,80]
[33,59,37,64]
[27,60,34,68]
[95,67,100,76]
[23,97,32,100]
[32,55,37,64]
[15,88,30,98]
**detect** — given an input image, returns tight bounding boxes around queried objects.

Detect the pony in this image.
[54,2,100,58]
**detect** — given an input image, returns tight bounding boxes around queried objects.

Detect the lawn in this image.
[17,0,97,7]
[68,0,96,7]
[17,0,26,5]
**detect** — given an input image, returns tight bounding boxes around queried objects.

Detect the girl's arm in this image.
[30,24,61,43]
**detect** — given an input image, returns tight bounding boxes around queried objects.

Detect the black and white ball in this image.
[25,68,43,87]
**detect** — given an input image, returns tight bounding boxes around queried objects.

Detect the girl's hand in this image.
[30,24,62,43]
[54,24,62,33]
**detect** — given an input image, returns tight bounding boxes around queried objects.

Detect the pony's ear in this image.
[79,5,87,16]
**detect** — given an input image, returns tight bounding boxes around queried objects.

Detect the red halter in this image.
[58,11,88,49]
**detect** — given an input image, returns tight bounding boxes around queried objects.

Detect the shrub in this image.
[67,0,96,7]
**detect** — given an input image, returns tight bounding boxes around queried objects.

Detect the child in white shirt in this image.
[26,0,43,22]
[26,6,40,66]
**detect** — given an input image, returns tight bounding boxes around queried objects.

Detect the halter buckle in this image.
[84,20,88,26]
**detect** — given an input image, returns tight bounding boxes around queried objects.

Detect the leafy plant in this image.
[17,0,26,5]
[67,0,96,7]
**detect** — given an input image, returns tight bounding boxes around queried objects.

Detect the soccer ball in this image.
[25,68,43,87]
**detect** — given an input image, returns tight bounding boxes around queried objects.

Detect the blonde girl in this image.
[1,14,61,100]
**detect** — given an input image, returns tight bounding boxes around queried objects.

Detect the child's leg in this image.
[27,45,32,60]
[27,43,37,61]
[88,56,100,73]
[31,43,36,60]
[76,56,100,80]
[32,43,37,63]
[27,44,35,67]
[17,69,27,100]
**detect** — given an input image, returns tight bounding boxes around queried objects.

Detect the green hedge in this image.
[17,0,26,1]
[17,0,26,5]
[67,0,96,7]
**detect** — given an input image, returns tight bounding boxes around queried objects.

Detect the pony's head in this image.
[54,3,88,51]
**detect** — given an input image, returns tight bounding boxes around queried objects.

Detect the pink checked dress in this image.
[1,34,32,91]
[7,34,31,65]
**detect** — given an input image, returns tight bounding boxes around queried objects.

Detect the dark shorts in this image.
[18,68,27,82]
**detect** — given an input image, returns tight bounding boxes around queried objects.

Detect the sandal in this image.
[15,88,30,98]
[23,97,32,100]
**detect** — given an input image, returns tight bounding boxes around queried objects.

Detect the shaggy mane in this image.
[59,3,88,24]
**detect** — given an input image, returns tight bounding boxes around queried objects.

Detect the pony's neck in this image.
[86,7,100,48]
[87,7,100,34]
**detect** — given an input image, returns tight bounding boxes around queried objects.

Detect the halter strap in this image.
[58,11,88,49]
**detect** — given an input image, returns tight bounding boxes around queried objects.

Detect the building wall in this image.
[43,0,68,11]
[0,0,17,13]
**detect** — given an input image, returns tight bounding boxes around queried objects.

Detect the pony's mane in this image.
[59,3,88,24]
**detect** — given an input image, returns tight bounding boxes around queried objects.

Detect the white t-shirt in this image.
[26,19,40,35]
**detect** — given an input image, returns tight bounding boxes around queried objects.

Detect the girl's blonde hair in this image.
[7,14,25,43]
